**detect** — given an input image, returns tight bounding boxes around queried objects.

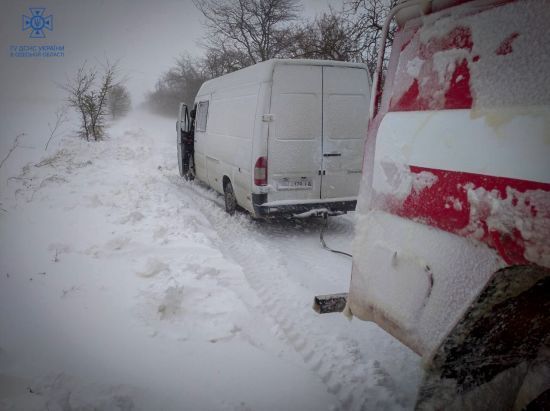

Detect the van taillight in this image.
[254,156,268,186]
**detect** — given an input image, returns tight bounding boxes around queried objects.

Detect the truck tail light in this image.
[254,156,268,186]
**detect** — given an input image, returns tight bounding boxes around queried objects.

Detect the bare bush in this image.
[62,60,120,141]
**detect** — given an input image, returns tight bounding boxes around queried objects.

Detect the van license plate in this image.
[278,177,313,190]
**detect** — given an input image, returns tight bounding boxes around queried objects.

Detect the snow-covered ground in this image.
[0,108,421,410]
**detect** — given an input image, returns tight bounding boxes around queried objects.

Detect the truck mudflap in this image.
[415,265,550,411]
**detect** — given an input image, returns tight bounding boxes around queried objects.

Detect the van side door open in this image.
[193,100,209,183]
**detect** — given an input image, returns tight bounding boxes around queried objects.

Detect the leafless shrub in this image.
[62,60,120,141]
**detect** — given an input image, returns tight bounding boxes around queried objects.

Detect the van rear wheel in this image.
[224,181,237,215]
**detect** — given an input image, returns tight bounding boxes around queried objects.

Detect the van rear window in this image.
[196,101,209,131]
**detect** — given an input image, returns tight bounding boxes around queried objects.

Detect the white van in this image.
[177,59,371,218]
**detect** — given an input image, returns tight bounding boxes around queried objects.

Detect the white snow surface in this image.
[0,108,421,410]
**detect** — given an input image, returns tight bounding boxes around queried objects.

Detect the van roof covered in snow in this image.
[195,59,369,99]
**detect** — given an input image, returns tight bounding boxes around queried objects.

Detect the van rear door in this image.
[321,66,370,199]
[268,64,322,202]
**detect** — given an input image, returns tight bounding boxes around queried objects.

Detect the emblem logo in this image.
[22,8,53,38]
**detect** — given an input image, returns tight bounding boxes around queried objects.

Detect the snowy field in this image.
[0,108,421,410]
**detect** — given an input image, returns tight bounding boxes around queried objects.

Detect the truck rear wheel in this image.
[416,266,550,411]
[223,180,236,215]
[524,388,550,410]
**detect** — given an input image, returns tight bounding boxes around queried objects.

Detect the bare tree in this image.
[343,0,399,74]
[193,0,397,73]
[290,9,366,61]
[201,46,252,77]
[193,0,301,64]
[107,84,131,119]
[145,0,399,116]
[145,55,208,116]
[62,60,120,141]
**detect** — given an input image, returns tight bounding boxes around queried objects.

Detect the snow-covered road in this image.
[0,110,421,410]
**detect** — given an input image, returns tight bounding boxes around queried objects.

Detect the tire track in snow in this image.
[164,174,409,411]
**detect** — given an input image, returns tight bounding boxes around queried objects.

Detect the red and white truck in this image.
[323,0,549,408]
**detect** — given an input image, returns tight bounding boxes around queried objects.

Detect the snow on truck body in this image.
[345,0,549,407]
[191,59,371,218]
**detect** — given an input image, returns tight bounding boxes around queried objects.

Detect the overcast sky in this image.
[0,0,340,105]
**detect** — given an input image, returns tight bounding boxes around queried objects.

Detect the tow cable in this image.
[319,213,352,258]
[176,177,352,258]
